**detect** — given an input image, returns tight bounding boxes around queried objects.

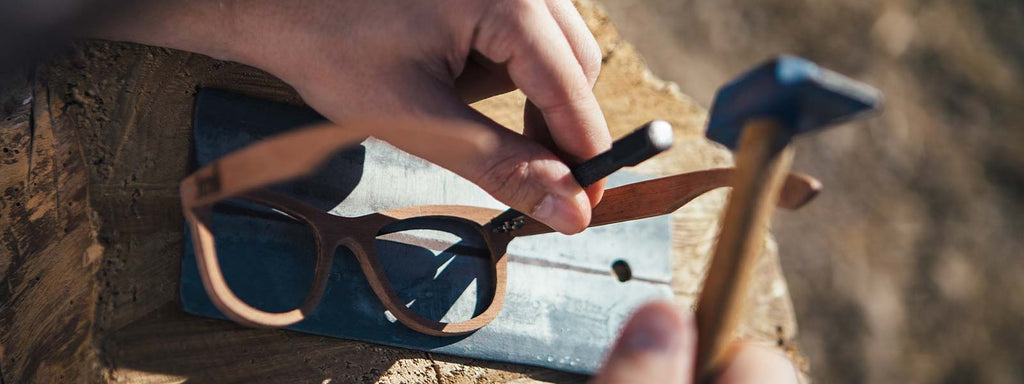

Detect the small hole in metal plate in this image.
[611,260,632,282]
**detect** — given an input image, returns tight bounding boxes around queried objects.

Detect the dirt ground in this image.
[598,0,1024,383]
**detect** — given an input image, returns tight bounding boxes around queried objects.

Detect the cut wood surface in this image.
[0,1,804,382]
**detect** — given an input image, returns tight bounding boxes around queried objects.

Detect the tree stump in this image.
[0,1,803,382]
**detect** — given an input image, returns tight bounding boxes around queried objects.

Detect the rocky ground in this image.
[599,0,1024,382]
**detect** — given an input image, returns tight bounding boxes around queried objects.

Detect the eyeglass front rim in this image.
[182,185,510,336]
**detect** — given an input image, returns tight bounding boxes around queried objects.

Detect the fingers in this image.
[591,302,801,384]
[531,0,607,205]
[474,0,611,176]
[523,101,605,207]
[543,0,602,87]
[367,85,592,234]
[716,344,802,384]
[590,302,697,384]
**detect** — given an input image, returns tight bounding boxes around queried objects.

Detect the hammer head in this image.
[706,55,883,149]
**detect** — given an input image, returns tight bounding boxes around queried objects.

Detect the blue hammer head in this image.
[706,55,883,149]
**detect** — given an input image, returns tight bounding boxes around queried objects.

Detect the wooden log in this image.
[0,68,104,383]
[0,2,804,382]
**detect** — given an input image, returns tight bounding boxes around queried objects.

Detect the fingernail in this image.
[620,305,682,353]
[531,194,585,234]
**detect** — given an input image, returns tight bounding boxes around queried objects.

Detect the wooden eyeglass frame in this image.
[180,118,821,336]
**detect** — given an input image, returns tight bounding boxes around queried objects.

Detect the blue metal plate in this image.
[180,89,673,374]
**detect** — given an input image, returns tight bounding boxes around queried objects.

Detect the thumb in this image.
[716,343,802,384]
[367,93,592,235]
[591,301,697,384]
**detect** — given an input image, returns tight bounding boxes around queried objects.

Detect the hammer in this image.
[694,55,882,381]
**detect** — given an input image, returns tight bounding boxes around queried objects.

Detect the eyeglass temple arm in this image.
[181,122,368,206]
[182,114,593,207]
[510,168,821,237]
[181,115,497,207]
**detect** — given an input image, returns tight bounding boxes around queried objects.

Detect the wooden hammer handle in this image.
[695,119,794,382]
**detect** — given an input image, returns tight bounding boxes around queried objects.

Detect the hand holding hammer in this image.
[695,55,883,382]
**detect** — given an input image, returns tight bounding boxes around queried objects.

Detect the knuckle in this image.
[579,37,602,81]
[476,0,543,60]
[477,150,542,209]
[541,80,594,116]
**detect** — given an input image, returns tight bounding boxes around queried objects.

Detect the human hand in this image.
[592,302,801,384]
[99,0,611,234]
